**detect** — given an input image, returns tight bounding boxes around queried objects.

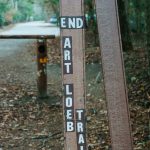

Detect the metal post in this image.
[37,39,48,98]
[96,0,133,149]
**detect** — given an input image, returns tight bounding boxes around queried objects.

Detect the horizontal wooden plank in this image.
[0,35,55,39]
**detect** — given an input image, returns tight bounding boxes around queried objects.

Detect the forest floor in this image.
[0,37,150,150]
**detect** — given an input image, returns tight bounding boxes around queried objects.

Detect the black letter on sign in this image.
[64,84,75,132]
[76,109,86,150]
[60,16,85,29]
[63,36,73,74]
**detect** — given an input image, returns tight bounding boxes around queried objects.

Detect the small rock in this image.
[87,116,91,122]
[60,137,64,141]
[87,93,91,97]
[56,102,61,106]
[88,84,91,87]
[32,96,37,100]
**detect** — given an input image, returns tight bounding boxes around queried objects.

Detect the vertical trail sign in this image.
[96,0,133,150]
[60,0,86,150]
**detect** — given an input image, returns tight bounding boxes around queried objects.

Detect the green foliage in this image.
[84,0,96,26]
[128,0,146,33]
[0,0,10,26]
[14,0,33,22]
[13,11,23,23]
[0,0,34,25]
[42,0,59,17]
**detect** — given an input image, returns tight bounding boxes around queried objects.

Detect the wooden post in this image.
[60,0,86,150]
[0,35,55,98]
[95,0,133,149]
[37,39,48,98]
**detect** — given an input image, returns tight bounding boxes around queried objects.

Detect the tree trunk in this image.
[135,1,142,34]
[117,0,133,51]
[146,0,150,76]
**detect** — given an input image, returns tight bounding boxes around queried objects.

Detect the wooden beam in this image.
[95,0,133,149]
[60,0,86,150]
[0,35,55,39]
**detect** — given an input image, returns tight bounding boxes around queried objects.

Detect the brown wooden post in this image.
[95,0,133,149]
[0,35,55,98]
[60,0,86,150]
[37,39,48,98]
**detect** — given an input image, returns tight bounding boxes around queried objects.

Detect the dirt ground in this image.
[0,38,109,150]
[0,37,150,150]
